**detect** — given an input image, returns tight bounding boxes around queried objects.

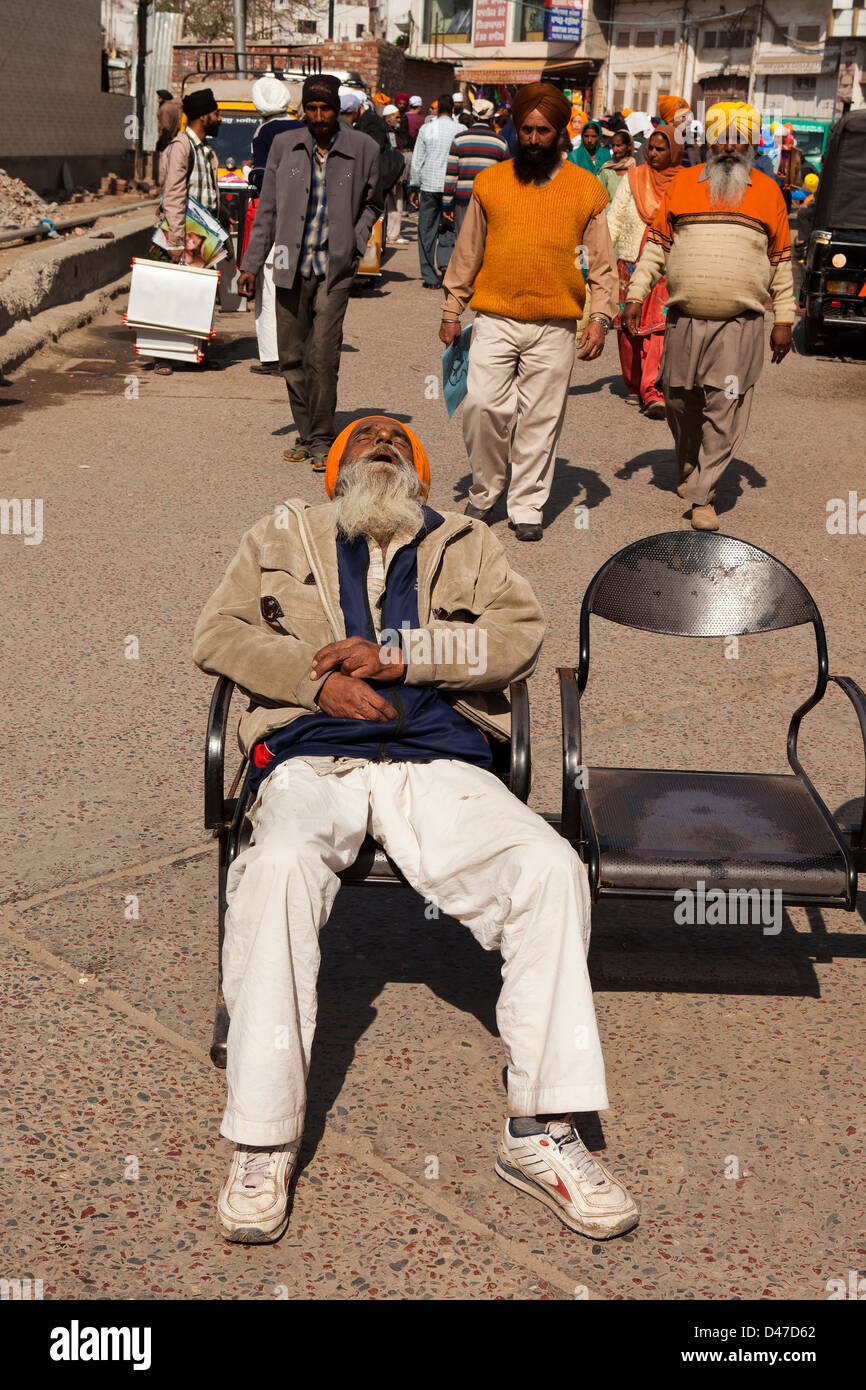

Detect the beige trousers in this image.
[463,311,576,525]
[667,385,755,507]
[661,311,764,507]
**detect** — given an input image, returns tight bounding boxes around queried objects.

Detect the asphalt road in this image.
[2,236,865,1303]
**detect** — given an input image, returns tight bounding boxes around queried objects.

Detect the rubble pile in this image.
[0,168,54,229]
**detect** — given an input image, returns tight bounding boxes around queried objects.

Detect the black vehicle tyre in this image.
[801,313,822,355]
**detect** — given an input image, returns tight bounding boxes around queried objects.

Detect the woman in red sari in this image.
[606,126,683,417]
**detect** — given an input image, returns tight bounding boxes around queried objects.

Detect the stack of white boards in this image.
[125,258,220,365]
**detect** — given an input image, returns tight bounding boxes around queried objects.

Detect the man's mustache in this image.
[358,443,412,468]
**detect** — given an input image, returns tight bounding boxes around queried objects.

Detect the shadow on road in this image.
[614,447,768,519]
[270,407,415,442]
[546,459,611,527]
[296,876,866,1172]
[451,460,611,527]
[568,372,622,398]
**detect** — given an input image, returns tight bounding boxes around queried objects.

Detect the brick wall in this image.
[0,0,134,192]
[172,40,453,107]
[402,57,459,109]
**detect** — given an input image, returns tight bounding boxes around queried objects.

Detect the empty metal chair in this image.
[558,531,866,908]
[205,677,531,1067]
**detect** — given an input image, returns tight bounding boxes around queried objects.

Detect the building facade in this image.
[602,2,864,125]
[402,0,613,109]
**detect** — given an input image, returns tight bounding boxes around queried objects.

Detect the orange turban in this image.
[324,415,430,500]
[511,82,572,134]
[657,94,689,125]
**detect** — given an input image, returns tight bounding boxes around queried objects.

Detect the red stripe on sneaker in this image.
[553,1175,571,1201]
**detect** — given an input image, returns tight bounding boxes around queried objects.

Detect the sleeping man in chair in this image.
[193,413,638,1244]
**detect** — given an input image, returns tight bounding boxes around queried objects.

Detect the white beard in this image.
[706,146,755,208]
[334,452,425,543]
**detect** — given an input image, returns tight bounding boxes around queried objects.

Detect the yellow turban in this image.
[705,102,761,146]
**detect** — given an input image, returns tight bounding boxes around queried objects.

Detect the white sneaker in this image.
[217,1143,298,1243]
[495,1119,639,1240]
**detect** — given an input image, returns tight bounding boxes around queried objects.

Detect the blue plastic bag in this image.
[441,324,473,419]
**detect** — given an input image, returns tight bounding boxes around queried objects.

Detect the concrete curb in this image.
[0,211,154,374]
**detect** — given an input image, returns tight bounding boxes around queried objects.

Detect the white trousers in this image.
[221,757,608,1145]
[385,181,404,243]
[254,244,278,364]
[463,311,577,525]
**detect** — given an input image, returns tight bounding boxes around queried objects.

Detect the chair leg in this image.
[210,984,229,1070]
[211,825,230,1070]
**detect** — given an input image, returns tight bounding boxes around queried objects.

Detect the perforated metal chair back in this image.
[578,532,826,692]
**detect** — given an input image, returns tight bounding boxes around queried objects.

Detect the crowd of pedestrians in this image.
[156,75,798,540]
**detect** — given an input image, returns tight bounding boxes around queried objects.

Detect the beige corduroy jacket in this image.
[193,500,546,756]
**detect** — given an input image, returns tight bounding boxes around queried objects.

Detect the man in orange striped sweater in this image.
[440,82,618,541]
[624,101,795,531]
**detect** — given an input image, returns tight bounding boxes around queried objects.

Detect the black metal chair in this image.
[205,678,532,1067]
[558,531,866,908]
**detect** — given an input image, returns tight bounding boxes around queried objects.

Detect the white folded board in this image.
[134,326,203,357]
[127,258,219,336]
[135,339,204,363]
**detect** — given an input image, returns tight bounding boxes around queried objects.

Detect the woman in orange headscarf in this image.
[605,124,683,416]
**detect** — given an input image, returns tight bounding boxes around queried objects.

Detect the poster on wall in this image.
[474,0,509,45]
[545,0,583,43]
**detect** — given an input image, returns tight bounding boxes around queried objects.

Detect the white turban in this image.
[409,95,422,107]
[453,91,464,101]
[339,87,363,113]
[472,98,494,121]
[382,103,399,117]
[251,76,291,118]
[625,110,653,138]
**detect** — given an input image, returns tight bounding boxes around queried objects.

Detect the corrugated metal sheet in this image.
[144,9,184,152]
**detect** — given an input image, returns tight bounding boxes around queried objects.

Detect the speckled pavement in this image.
[2,236,865,1301]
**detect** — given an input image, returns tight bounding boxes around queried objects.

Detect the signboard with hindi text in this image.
[545,0,583,42]
[474,0,509,45]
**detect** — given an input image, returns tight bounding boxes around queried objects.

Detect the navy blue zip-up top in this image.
[248,507,492,793]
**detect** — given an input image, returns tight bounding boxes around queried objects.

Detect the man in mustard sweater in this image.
[623,101,795,532]
[440,83,618,541]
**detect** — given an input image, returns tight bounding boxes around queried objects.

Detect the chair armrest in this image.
[789,672,866,865]
[508,680,531,804]
[558,666,583,843]
[205,676,235,830]
[829,675,866,851]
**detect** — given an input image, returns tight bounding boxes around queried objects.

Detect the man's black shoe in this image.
[464,503,493,522]
[250,362,280,375]
[513,522,543,542]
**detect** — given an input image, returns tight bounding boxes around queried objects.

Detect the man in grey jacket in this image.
[238,74,383,471]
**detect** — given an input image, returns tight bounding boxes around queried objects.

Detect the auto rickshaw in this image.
[797,109,866,353]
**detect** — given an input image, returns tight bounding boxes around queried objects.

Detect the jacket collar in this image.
[278,500,474,639]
